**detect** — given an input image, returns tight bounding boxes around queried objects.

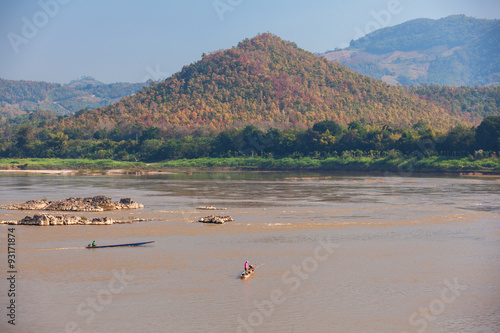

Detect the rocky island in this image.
[0,214,147,226]
[0,195,146,226]
[2,195,143,211]
[198,215,234,224]
[196,206,227,210]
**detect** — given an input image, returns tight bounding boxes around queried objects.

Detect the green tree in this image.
[138,139,163,161]
[475,116,500,151]
[45,133,68,157]
[139,126,160,143]
[211,131,234,156]
[440,125,475,155]
[15,125,34,156]
[312,120,343,136]
[413,120,429,134]
[348,121,366,133]
[234,125,267,156]
[264,127,284,156]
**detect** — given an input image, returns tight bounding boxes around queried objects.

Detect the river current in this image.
[0,172,499,332]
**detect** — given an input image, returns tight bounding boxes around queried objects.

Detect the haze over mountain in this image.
[0,77,147,120]
[323,15,500,86]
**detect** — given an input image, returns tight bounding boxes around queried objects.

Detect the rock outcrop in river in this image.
[198,215,234,224]
[196,206,227,210]
[0,214,147,226]
[2,196,143,211]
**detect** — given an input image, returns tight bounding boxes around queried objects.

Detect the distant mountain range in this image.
[0,76,147,120]
[49,33,469,137]
[323,15,500,86]
[1,16,499,136]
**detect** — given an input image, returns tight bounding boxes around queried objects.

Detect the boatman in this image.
[244,261,253,274]
[92,240,96,247]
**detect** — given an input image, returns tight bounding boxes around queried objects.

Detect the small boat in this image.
[240,267,255,279]
[86,241,155,249]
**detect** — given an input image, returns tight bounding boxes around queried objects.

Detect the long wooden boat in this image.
[86,241,155,249]
[240,268,255,279]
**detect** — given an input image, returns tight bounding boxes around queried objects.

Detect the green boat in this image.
[86,241,155,249]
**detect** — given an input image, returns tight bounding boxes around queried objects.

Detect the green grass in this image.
[1,156,499,174]
[0,158,145,170]
[154,156,500,173]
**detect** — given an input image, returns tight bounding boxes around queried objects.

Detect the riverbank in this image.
[0,156,499,176]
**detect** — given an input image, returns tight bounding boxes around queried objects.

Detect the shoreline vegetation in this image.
[0,156,499,176]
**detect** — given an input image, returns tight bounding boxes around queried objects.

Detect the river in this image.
[0,172,499,332]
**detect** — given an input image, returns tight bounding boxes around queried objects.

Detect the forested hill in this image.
[0,77,147,120]
[323,15,500,86]
[408,85,500,123]
[62,33,464,137]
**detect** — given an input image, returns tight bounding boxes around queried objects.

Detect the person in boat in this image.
[92,240,96,247]
[244,261,254,274]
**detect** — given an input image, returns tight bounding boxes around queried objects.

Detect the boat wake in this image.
[24,247,86,252]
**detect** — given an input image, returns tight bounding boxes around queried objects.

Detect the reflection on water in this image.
[0,172,499,333]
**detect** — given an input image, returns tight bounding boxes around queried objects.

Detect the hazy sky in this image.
[1,0,499,84]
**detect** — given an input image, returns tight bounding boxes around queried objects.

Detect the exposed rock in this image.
[2,196,144,212]
[197,206,217,210]
[196,206,227,210]
[198,215,234,224]
[17,214,88,226]
[89,217,114,225]
[120,198,132,205]
[1,220,17,225]
[115,198,143,210]
[0,214,148,226]
[20,200,48,210]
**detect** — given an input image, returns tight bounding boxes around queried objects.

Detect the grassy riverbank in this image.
[0,158,145,171]
[1,156,499,175]
[156,156,500,174]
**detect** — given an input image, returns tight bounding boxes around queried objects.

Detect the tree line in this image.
[2,117,499,162]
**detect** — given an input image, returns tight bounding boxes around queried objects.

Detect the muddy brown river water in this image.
[0,172,499,332]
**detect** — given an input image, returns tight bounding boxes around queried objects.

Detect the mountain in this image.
[0,76,147,120]
[323,15,500,86]
[409,85,500,123]
[65,76,105,88]
[57,33,467,138]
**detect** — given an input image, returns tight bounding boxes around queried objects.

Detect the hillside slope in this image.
[323,15,500,86]
[0,77,147,120]
[408,85,500,123]
[62,33,465,137]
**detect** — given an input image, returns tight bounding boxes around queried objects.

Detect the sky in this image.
[1,0,499,84]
